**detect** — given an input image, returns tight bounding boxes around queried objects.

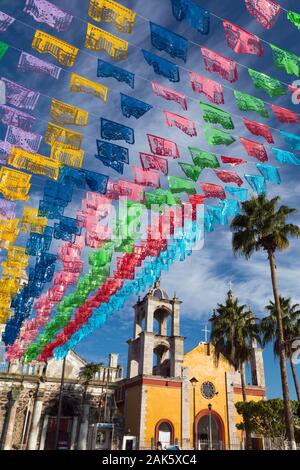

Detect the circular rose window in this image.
[201,381,216,399]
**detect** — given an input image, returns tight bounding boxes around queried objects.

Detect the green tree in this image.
[231,195,300,448]
[261,297,300,401]
[210,290,260,449]
[235,399,300,449]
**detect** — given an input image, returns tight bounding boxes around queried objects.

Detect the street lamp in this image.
[190,377,199,450]
[208,403,212,450]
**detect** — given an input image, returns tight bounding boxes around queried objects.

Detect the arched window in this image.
[155,420,174,449]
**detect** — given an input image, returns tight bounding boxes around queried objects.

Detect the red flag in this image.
[147,134,180,158]
[132,166,160,188]
[221,156,247,166]
[200,182,226,200]
[245,0,280,29]
[163,111,197,137]
[214,169,244,187]
[240,137,268,162]
[201,47,238,83]
[151,81,187,111]
[271,105,300,124]
[243,118,274,143]
[223,21,264,56]
[139,152,168,175]
[189,71,224,104]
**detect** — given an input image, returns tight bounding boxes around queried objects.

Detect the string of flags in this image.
[0,0,300,361]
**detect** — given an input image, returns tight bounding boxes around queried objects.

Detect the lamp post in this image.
[190,377,198,450]
[208,403,212,450]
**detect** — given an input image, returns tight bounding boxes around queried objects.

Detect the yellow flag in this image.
[50,99,89,126]
[85,23,128,60]
[45,122,83,150]
[88,0,136,34]
[50,144,84,169]
[5,246,29,267]
[0,219,20,248]
[0,167,31,201]
[8,147,60,181]
[32,30,78,67]
[20,207,48,234]
[70,73,108,102]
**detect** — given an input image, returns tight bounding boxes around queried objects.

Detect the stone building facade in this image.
[0,349,124,450]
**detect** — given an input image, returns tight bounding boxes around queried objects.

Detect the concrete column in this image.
[171,301,181,336]
[250,342,265,388]
[78,404,90,450]
[138,385,147,450]
[28,393,44,450]
[70,416,79,450]
[145,300,154,333]
[181,367,190,449]
[225,372,238,449]
[3,395,19,450]
[39,415,49,450]
[139,332,154,375]
[170,336,184,377]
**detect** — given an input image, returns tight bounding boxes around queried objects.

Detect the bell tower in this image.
[127,280,184,379]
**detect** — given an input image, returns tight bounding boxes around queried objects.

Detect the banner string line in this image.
[10,3,300,113]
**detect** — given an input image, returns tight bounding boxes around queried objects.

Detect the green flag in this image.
[0,40,9,60]
[188,147,220,169]
[199,102,234,130]
[203,125,236,146]
[234,90,269,118]
[248,68,286,98]
[168,176,196,195]
[287,11,300,30]
[145,189,181,208]
[178,162,202,181]
[270,43,300,77]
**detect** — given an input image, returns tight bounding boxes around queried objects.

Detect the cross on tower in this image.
[228,280,233,291]
[202,325,210,343]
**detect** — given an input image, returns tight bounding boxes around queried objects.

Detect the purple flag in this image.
[0,11,15,32]
[23,0,73,32]
[1,77,40,110]
[0,104,36,131]
[17,52,62,79]
[5,126,43,153]
[0,141,11,163]
[0,199,16,220]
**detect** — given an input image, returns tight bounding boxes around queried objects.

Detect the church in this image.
[0,282,266,450]
[118,281,266,450]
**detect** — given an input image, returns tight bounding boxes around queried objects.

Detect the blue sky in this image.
[0,0,300,399]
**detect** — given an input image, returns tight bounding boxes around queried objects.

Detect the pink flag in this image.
[132,166,160,188]
[243,118,274,143]
[163,111,197,137]
[151,81,187,111]
[223,20,264,56]
[200,182,226,200]
[106,180,145,202]
[245,0,280,30]
[214,169,244,187]
[221,156,247,166]
[147,134,180,158]
[139,152,168,175]
[201,47,238,83]
[271,105,300,124]
[189,72,224,104]
[240,137,268,162]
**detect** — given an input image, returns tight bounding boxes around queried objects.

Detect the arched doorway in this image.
[155,420,174,449]
[196,410,225,450]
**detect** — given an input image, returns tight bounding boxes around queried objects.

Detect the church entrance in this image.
[155,420,174,450]
[196,410,225,450]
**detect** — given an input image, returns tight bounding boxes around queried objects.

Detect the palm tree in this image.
[231,195,300,448]
[210,290,260,449]
[261,296,300,401]
[210,290,260,400]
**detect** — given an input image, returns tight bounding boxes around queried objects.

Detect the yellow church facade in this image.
[120,283,266,450]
